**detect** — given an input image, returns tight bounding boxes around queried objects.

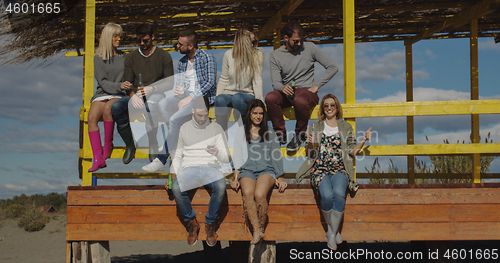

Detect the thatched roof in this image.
[1,0,499,64]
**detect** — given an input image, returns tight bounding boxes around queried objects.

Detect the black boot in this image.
[117,123,136,164]
[147,127,158,162]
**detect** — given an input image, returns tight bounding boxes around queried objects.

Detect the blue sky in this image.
[0,37,499,199]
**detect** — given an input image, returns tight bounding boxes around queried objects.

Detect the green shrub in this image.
[17,205,49,232]
[4,203,26,219]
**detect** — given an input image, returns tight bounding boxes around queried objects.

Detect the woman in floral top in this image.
[296,94,372,250]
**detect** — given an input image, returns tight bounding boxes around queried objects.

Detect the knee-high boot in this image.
[328,210,344,250]
[117,123,136,164]
[88,130,107,172]
[323,210,336,250]
[243,197,265,244]
[103,120,114,159]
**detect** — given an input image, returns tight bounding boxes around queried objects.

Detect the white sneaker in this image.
[142,158,165,173]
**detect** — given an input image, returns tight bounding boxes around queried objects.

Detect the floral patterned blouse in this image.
[310,133,348,189]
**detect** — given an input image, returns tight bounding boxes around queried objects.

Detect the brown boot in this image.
[186,218,200,246]
[205,223,218,247]
[244,199,265,244]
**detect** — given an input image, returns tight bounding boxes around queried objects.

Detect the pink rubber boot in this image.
[88,130,107,172]
[103,120,115,159]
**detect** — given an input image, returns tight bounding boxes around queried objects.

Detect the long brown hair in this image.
[243,99,269,143]
[318,94,343,121]
[233,25,263,86]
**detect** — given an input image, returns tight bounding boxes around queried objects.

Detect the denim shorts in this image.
[238,168,277,181]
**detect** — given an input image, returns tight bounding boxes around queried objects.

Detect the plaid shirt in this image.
[177,48,217,104]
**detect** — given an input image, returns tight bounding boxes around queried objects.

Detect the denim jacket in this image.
[295,119,359,191]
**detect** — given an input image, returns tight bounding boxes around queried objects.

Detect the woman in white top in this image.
[88,23,131,172]
[214,25,264,134]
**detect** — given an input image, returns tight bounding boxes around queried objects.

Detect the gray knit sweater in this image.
[269,41,339,90]
[91,52,127,102]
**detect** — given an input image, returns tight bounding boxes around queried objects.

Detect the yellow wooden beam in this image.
[257,0,305,39]
[81,0,96,186]
[358,144,500,156]
[342,100,500,118]
[82,142,500,160]
[405,0,499,45]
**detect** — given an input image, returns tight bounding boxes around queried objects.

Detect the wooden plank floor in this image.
[66,183,500,242]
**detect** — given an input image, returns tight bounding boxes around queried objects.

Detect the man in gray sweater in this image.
[265,22,339,152]
[165,96,230,247]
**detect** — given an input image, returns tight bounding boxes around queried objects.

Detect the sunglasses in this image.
[113,35,121,41]
[137,38,151,44]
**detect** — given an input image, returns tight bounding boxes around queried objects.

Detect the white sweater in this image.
[171,117,231,174]
[216,49,264,101]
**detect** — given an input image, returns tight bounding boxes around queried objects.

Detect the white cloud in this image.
[415,123,500,145]
[0,179,80,199]
[358,87,500,103]
[2,141,78,153]
[479,38,500,52]
[19,165,46,174]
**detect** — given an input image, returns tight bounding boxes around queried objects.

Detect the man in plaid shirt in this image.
[142,29,217,172]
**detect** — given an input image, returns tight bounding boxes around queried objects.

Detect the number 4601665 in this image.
[5,3,61,14]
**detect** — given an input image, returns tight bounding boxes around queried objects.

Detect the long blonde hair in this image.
[95,23,123,61]
[232,26,263,85]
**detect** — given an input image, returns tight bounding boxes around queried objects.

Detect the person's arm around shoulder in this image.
[310,42,339,91]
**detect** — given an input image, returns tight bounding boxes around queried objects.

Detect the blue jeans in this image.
[214,93,255,132]
[171,167,226,224]
[110,93,163,132]
[318,172,349,212]
[111,96,130,127]
[156,93,193,164]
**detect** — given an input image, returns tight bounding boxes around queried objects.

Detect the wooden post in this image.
[249,241,276,263]
[72,241,90,263]
[90,241,111,263]
[273,28,281,50]
[405,44,415,184]
[470,18,480,183]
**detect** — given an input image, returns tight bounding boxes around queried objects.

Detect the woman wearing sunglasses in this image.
[296,94,372,250]
[87,23,132,172]
[230,99,287,244]
[214,25,264,134]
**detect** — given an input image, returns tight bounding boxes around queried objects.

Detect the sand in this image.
[1,215,499,262]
